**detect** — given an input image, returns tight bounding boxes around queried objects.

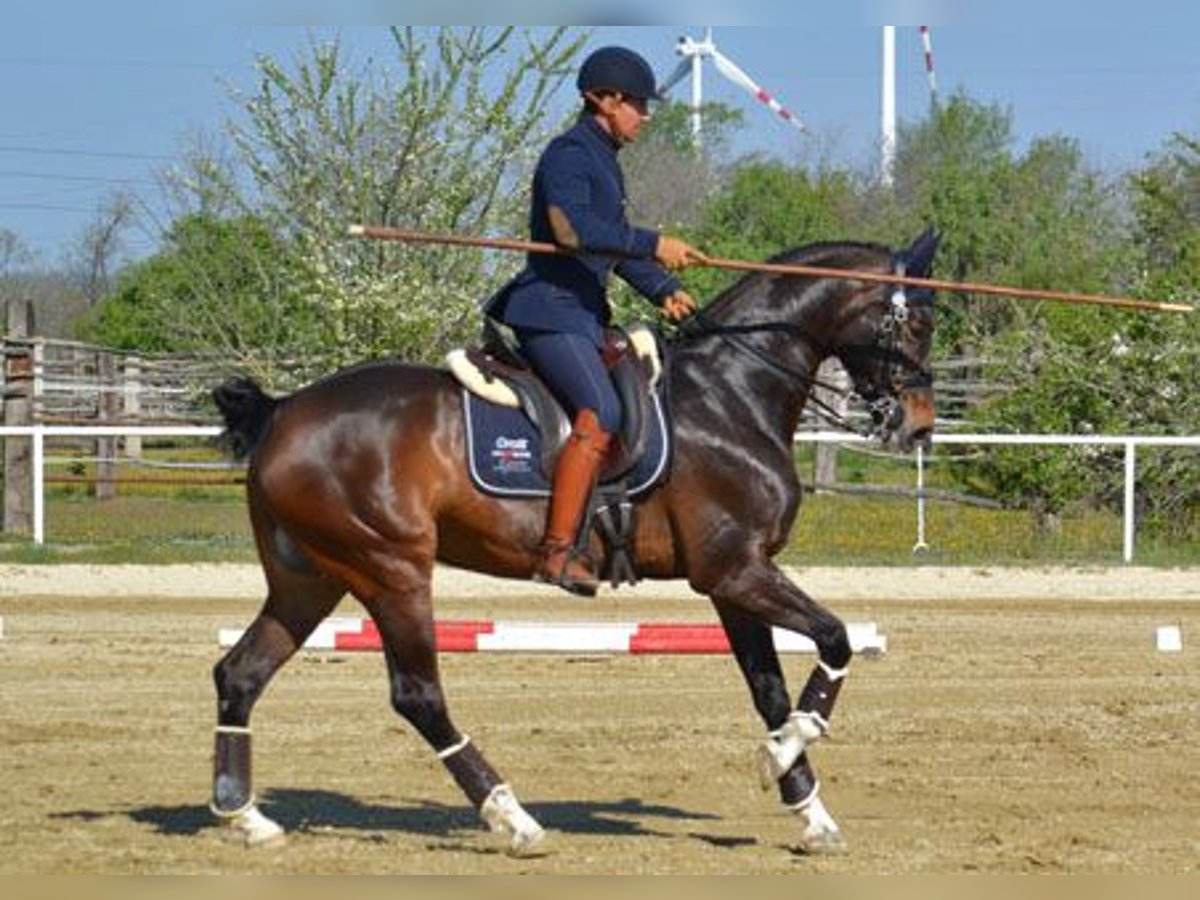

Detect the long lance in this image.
[347,224,1195,315]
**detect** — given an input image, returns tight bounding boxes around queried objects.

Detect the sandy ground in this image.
[0,563,1197,602]
[0,565,1197,873]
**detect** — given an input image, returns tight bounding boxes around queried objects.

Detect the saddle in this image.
[447,321,665,484]
[446,322,672,588]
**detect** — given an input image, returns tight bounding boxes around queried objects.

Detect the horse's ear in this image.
[904,226,939,277]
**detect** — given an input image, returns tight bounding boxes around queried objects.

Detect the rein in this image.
[676,312,883,437]
[676,269,934,438]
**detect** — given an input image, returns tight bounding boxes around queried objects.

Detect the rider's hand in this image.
[655,235,707,271]
[661,290,698,322]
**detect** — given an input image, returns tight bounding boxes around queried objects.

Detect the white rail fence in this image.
[0,425,1196,562]
[796,432,1199,563]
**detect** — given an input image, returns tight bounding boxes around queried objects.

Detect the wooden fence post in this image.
[95,352,117,501]
[812,359,848,491]
[3,299,35,535]
[123,354,142,458]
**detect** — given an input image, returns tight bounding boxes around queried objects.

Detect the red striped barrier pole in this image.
[218,619,887,656]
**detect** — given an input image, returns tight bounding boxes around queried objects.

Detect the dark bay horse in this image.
[209,231,938,856]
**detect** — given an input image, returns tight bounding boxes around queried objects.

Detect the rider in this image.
[485,45,706,596]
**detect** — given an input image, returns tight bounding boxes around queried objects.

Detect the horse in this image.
[209,229,939,856]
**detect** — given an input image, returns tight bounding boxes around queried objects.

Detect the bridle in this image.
[675,258,933,440]
[839,263,935,438]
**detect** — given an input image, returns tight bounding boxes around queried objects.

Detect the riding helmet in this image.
[577,46,658,100]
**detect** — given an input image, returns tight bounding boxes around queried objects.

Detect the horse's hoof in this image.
[216,804,286,848]
[506,822,549,858]
[796,825,847,856]
[480,784,548,858]
[790,790,845,855]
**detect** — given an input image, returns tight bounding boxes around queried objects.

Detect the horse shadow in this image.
[52,789,743,848]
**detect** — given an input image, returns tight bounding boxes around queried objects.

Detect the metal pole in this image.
[913,442,929,553]
[33,427,44,545]
[881,26,897,187]
[1123,441,1136,563]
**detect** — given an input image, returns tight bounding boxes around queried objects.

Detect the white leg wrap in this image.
[818,660,849,682]
[436,734,471,760]
[787,783,845,854]
[480,784,546,858]
[757,711,826,789]
[211,798,286,847]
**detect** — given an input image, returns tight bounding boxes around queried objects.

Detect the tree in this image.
[621,99,743,232]
[682,160,860,303]
[606,99,744,323]
[945,129,1199,537]
[76,214,320,372]
[0,227,34,278]
[65,193,136,306]
[889,93,1128,352]
[219,26,587,367]
[1130,133,1200,300]
[85,28,588,372]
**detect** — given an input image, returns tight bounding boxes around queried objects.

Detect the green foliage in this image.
[93,28,588,374]
[231,27,586,367]
[953,128,1200,536]
[68,44,1196,537]
[685,160,860,300]
[892,93,1128,351]
[637,99,745,160]
[657,91,1195,536]
[1130,133,1200,300]
[75,214,319,361]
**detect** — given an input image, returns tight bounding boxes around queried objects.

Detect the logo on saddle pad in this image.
[490,436,534,475]
[463,392,671,499]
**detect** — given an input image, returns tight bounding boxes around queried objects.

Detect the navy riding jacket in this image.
[485,116,681,346]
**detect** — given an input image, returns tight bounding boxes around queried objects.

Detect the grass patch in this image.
[0,495,257,564]
[0,489,1195,567]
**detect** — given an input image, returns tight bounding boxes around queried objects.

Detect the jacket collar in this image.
[576,114,622,154]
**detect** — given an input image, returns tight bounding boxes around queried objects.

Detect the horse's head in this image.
[680,228,939,451]
[832,228,939,451]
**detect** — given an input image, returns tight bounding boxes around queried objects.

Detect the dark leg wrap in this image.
[778,753,819,807]
[212,727,253,815]
[796,662,847,732]
[441,740,502,808]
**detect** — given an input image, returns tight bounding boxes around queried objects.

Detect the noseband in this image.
[841,264,935,439]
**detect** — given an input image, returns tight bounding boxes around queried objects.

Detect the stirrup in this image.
[535,548,599,597]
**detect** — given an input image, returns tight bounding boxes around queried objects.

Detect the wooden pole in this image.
[123,355,142,459]
[3,299,34,535]
[347,224,1195,315]
[95,353,117,501]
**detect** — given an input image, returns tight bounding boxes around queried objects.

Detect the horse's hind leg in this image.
[362,566,546,857]
[211,567,345,845]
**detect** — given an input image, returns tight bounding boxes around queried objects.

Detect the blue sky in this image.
[2,20,1199,265]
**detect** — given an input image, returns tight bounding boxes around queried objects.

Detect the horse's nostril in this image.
[910,427,933,451]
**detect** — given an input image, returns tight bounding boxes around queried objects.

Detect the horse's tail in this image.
[212,377,278,460]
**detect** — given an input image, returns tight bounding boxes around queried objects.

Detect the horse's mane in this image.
[703,240,891,318]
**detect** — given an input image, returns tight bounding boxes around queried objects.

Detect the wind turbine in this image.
[657,27,806,148]
[881,25,939,186]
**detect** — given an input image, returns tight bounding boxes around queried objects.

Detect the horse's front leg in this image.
[710,565,850,853]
